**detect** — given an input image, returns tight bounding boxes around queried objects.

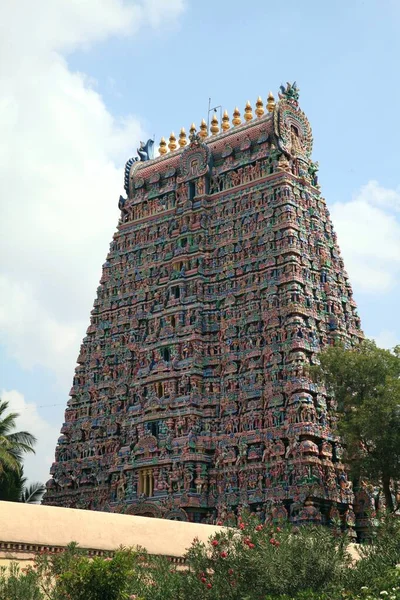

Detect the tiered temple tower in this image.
[44,83,364,529]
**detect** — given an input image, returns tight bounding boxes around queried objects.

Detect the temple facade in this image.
[44,83,366,531]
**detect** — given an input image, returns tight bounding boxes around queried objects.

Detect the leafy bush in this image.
[0,563,42,600]
[58,551,135,600]
[345,514,400,592]
[125,512,350,600]
[179,517,349,599]
[34,542,137,600]
[127,551,183,600]
[1,513,399,600]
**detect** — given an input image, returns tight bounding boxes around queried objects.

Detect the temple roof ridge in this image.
[122,95,276,191]
[124,83,310,193]
[157,92,276,158]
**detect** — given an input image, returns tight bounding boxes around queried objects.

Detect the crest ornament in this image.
[274,85,313,159]
[178,132,211,182]
[278,81,300,105]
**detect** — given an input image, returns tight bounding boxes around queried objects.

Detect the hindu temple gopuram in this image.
[44,83,366,532]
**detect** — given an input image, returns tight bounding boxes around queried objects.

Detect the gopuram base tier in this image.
[44,83,365,533]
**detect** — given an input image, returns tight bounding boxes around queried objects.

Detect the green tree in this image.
[0,399,41,504]
[0,466,45,503]
[0,465,24,501]
[20,480,46,503]
[313,339,400,511]
[0,399,37,475]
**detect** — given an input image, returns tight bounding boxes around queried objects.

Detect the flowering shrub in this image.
[1,513,399,600]
[174,513,350,599]
[128,513,400,600]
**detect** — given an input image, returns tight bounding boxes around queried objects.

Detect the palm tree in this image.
[0,399,37,475]
[20,480,46,503]
[0,400,43,504]
[0,466,45,503]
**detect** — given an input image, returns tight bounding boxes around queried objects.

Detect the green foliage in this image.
[33,542,86,599]
[0,563,42,600]
[0,399,36,476]
[344,513,400,592]
[360,565,400,600]
[0,467,24,502]
[20,481,46,504]
[34,542,137,600]
[127,550,183,600]
[58,551,135,600]
[312,339,400,511]
[192,517,348,598]
[0,398,43,505]
[0,466,45,503]
[1,514,400,600]
[128,513,350,600]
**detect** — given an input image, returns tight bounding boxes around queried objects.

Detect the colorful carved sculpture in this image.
[44,87,364,532]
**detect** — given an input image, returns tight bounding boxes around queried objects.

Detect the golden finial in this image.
[255,96,264,118]
[267,91,276,113]
[232,107,241,126]
[189,122,196,137]
[244,100,253,122]
[168,132,177,152]
[199,118,208,139]
[179,127,187,147]
[222,109,230,131]
[159,136,167,155]
[210,113,219,136]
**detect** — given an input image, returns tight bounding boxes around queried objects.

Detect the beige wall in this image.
[0,501,222,566]
[0,502,361,569]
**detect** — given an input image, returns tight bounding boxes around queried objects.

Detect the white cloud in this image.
[0,0,185,55]
[357,180,400,212]
[330,180,400,293]
[373,330,399,350]
[0,0,185,388]
[1,389,60,485]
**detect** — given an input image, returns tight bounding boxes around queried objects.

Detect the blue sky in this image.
[0,0,399,483]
